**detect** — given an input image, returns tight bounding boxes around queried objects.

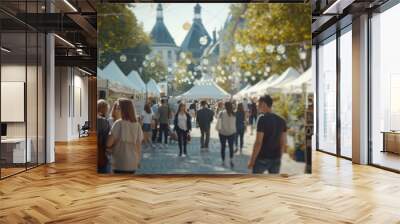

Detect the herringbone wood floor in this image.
[1,136,400,224]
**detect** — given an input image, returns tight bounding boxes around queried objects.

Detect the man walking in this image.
[196,100,214,150]
[157,99,171,148]
[151,100,159,144]
[248,95,287,174]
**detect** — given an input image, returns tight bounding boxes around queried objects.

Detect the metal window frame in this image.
[0,0,47,180]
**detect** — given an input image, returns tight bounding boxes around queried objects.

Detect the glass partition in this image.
[0,1,46,179]
[317,35,337,154]
[371,3,400,171]
[339,27,352,158]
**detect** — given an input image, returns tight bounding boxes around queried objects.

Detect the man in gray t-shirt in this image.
[157,99,171,146]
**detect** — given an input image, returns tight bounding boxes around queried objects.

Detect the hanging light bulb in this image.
[231,56,237,63]
[120,54,127,62]
[299,47,307,60]
[235,44,244,53]
[199,36,208,46]
[145,54,151,60]
[276,55,282,61]
[203,58,209,65]
[266,44,275,54]
[265,65,271,72]
[245,44,254,54]
[150,62,156,67]
[245,71,251,77]
[277,44,286,54]
[180,52,186,59]
[251,76,256,81]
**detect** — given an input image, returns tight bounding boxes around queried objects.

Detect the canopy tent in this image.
[127,70,146,93]
[241,79,267,96]
[259,67,301,94]
[146,78,161,96]
[233,84,251,99]
[102,61,139,94]
[281,68,312,94]
[178,78,230,100]
[97,66,133,95]
[243,74,279,97]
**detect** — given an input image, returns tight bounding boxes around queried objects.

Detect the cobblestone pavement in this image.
[136,121,305,175]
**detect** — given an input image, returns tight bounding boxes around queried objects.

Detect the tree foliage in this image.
[97,4,150,53]
[215,3,311,92]
[141,54,168,83]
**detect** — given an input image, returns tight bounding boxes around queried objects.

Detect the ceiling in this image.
[0,0,97,73]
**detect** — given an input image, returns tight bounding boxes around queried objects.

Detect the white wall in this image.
[54,67,89,141]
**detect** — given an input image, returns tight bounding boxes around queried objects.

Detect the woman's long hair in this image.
[110,101,120,121]
[118,98,137,123]
[225,101,234,117]
[144,103,151,114]
[237,103,244,114]
[177,103,186,116]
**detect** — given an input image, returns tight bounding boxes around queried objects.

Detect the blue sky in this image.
[131,3,231,46]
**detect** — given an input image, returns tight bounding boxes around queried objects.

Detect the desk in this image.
[1,138,31,164]
[381,131,400,154]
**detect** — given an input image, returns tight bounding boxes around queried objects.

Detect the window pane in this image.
[340,29,352,158]
[318,36,337,154]
[371,4,400,171]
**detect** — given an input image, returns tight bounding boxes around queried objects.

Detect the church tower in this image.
[180,3,212,59]
[150,4,179,70]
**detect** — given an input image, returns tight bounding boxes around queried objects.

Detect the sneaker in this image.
[234,148,239,153]
[221,161,226,167]
[230,160,234,168]
[182,154,187,157]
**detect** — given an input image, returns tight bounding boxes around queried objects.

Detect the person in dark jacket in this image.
[174,103,192,157]
[196,100,214,150]
[97,99,111,173]
[235,103,246,154]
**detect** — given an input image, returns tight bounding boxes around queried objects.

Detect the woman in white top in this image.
[217,101,237,168]
[107,98,143,174]
[141,103,154,149]
[173,103,192,157]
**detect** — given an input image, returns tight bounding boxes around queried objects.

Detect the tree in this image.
[98,4,150,53]
[173,52,196,93]
[224,3,311,82]
[141,54,168,83]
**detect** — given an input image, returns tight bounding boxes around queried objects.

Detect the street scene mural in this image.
[97,3,312,175]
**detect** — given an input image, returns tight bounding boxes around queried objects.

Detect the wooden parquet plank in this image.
[0,136,400,223]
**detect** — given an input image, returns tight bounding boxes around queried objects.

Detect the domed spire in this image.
[194,3,201,21]
[157,3,163,21]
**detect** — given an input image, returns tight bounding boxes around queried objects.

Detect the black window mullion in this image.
[337,35,340,156]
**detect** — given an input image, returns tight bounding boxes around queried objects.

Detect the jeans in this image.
[235,129,244,150]
[152,120,158,143]
[200,126,210,148]
[158,123,169,144]
[252,158,281,174]
[219,134,235,161]
[177,128,188,155]
[113,170,136,174]
[97,163,111,174]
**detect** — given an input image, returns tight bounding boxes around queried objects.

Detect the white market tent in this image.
[102,60,139,94]
[260,67,301,94]
[281,68,312,94]
[98,65,133,95]
[146,78,161,96]
[249,75,280,96]
[178,78,230,100]
[233,84,251,99]
[242,79,268,96]
[127,70,146,93]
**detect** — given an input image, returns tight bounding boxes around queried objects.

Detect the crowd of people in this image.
[97,94,288,175]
